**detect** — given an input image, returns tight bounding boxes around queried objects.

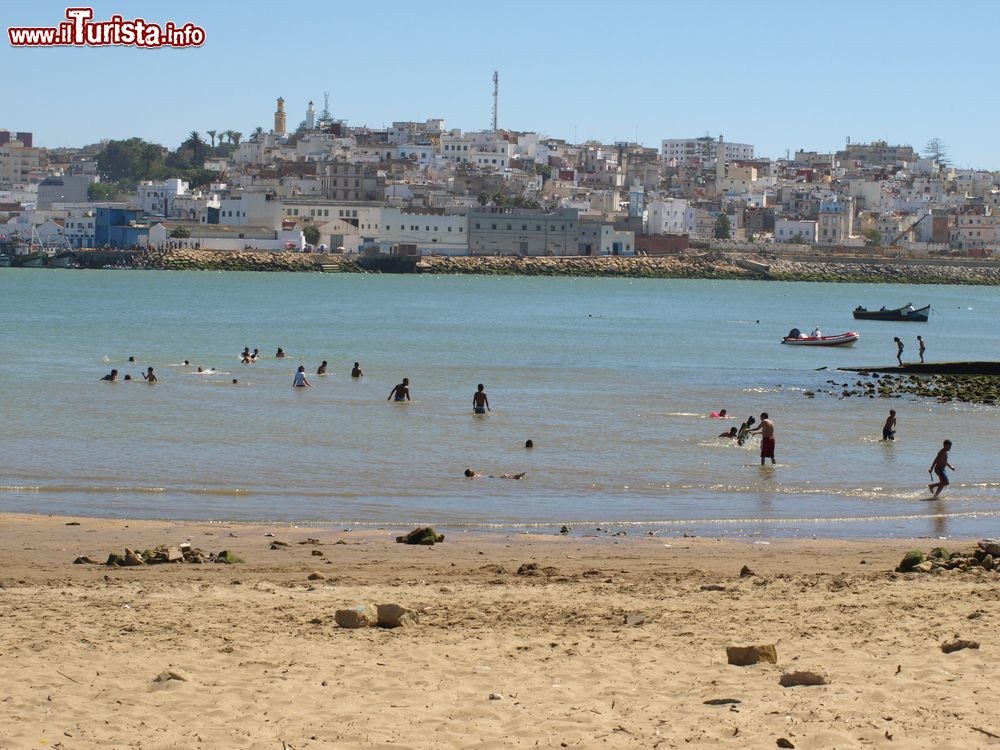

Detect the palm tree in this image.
[184,131,205,166]
[231,131,242,146]
[206,130,217,151]
[252,126,264,141]
[222,129,235,146]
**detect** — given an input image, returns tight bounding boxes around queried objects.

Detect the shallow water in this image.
[1,268,998,538]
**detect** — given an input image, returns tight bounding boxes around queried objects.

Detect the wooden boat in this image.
[853,304,929,322]
[781,330,859,347]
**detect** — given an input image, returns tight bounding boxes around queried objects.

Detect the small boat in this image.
[853,303,930,322]
[781,329,859,347]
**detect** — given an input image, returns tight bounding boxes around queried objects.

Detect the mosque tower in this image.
[306,100,315,130]
[274,97,286,135]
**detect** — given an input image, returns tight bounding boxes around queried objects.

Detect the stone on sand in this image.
[376,603,416,628]
[726,644,778,666]
[779,670,828,687]
[335,604,378,629]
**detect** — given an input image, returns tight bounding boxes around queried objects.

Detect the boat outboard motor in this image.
[787,328,801,339]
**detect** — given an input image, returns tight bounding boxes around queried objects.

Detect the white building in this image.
[136,179,189,217]
[646,198,696,235]
[362,207,468,255]
[661,137,754,167]
[218,190,283,228]
[62,207,97,248]
[774,218,818,244]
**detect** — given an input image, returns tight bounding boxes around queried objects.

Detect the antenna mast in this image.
[491,71,499,131]
[321,91,331,120]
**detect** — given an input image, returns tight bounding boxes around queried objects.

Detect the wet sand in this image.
[1,513,996,748]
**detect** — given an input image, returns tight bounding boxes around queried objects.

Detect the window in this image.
[491,224,497,230]
[521,225,527,230]
[475,223,481,229]
[506,224,512,230]
[447,227,452,232]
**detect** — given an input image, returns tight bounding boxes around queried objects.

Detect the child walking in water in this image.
[928,440,955,497]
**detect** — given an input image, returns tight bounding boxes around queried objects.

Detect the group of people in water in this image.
[710,405,954,496]
[713,410,776,465]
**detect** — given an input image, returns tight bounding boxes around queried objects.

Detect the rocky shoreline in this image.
[810,371,1000,405]
[141,248,1000,285]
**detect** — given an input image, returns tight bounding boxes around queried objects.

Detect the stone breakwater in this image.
[141,249,1000,284]
[417,254,750,279]
[147,249,362,273]
[810,372,1000,405]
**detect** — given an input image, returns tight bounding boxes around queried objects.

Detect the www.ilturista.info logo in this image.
[8,7,205,48]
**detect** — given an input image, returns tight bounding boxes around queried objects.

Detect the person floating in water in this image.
[183,360,190,366]
[473,383,491,414]
[736,416,755,446]
[388,378,410,402]
[101,369,118,382]
[525,439,534,449]
[276,348,286,359]
[917,335,926,364]
[142,367,157,384]
[750,412,775,465]
[292,365,311,388]
[317,361,328,375]
[251,349,259,362]
[882,409,896,441]
[241,352,252,364]
[351,362,364,378]
[928,439,955,497]
[894,337,904,366]
[464,469,525,479]
[123,374,132,381]
[719,427,738,439]
[241,347,250,360]
[711,409,729,419]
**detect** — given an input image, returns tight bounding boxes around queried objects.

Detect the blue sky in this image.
[4,0,999,168]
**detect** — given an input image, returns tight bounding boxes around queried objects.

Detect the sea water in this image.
[1,268,998,538]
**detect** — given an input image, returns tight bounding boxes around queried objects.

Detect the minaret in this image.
[715,134,726,193]
[306,100,315,130]
[274,97,286,135]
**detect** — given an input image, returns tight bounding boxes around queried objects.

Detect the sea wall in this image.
[137,248,1000,284]
[147,249,361,273]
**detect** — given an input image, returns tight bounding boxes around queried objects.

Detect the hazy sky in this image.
[4,0,998,168]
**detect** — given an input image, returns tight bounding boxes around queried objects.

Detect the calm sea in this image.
[2,268,999,539]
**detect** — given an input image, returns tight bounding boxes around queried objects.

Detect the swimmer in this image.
[123,374,132,381]
[317,360,328,375]
[128,356,136,363]
[465,469,526,480]
[473,383,490,414]
[292,365,311,388]
[251,349,259,361]
[232,378,239,384]
[276,347,286,358]
[183,360,190,366]
[197,367,204,373]
[351,362,363,378]
[100,369,118,382]
[388,377,410,402]
[464,469,483,479]
[736,416,755,446]
[711,409,730,419]
[525,439,534,448]
[241,347,250,359]
[142,366,157,383]
[241,352,252,364]
[719,427,738,439]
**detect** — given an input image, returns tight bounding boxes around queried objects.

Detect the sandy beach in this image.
[1,513,996,749]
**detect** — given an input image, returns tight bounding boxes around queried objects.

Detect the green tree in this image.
[477,191,489,206]
[231,131,243,146]
[88,182,118,201]
[253,126,265,140]
[206,129,217,151]
[302,224,321,246]
[862,228,883,246]
[536,164,552,180]
[184,131,206,167]
[789,233,806,244]
[713,213,731,240]
[169,226,190,238]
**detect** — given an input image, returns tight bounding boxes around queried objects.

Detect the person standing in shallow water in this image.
[750,413,775,465]
[917,336,926,364]
[351,362,363,378]
[928,440,955,497]
[292,366,311,388]
[894,337,904,366]
[882,409,896,441]
[388,377,410,402]
[473,384,491,414]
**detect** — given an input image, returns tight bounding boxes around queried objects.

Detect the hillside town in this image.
[1,92,998,264]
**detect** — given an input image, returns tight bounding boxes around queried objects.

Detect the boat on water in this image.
[781,328,860,347]
[0,254,10,267]
[853,303,930,322]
